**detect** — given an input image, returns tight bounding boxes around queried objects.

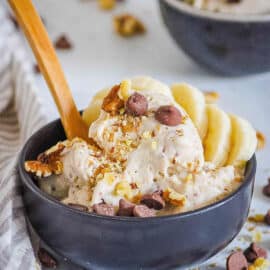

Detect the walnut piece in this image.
[98,0,116,10]
[25,142,65,177]
[256,131,266,150]
[102,85,124,115]
[113,14,146,37]
[204,91,219,104]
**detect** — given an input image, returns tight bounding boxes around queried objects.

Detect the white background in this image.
[10,0,270,268]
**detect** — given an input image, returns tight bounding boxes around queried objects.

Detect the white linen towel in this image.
[0,7,46,270]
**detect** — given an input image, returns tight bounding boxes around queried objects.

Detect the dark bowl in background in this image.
[159,0,270,76]
[19,118,256,270]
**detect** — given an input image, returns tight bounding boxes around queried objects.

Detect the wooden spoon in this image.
[8,0,90,142]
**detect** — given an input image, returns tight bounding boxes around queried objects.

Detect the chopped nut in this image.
[256,131,266,150]
[204,91,219,103]
[119,80,131,101]
[25,161,53,177]
[102,85,124,115]
[248,257,270,270]
[248,214,265,223]
[252,231,262,243]
[151,141,157,150]
[114,181,132,199]
[104,173,115,185]
[114,14,146,37]
[183,173,193,182]
[163,188,186,206]
[98,0,116,10]
[142,131,151,139]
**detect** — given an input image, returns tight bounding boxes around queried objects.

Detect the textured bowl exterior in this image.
[19,118,256,269]
[159,0,270,76]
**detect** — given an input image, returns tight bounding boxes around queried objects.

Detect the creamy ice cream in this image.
[26,77,246,216]
[183,0,270,14]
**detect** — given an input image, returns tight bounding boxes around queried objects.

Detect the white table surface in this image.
[10,0,270,268]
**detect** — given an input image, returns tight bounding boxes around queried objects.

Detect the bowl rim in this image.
[19,118,256,223]
[163,0,270,23]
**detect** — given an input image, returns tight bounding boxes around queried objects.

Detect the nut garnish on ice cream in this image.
[25,77,257,217]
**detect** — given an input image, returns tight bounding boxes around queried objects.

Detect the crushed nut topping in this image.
[98,0,116,10]
[113,14,146,37]
[256,131,266,150]
[114,181,133,199]
[163,188,186,206]
[248,214,265,223]
[204,91,219,103]
[119,80,131,101]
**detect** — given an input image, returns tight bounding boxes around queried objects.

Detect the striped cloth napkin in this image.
[0,7,46,270]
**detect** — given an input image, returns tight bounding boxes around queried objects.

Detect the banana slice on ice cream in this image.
[226,115,257,166]
[204,104,231,167]
[171,83,208,139]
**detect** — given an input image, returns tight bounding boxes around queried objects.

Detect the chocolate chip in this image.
[68,203,89,212]
[244,243,267,263]
[133,205,156,217]
[54,35,72,50]
[226,251,248,270]
[8,14,19,29]
[263,183,270,197]
[265,210,270,225]
[37,248,57,268]
[34,64,40,74]
[117,199,135,216]
[93,203,115,216]
[126,93,148,116]
[155,105,182,126]
[141,192,165,210]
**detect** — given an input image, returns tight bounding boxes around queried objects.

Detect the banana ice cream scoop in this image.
[25,77,257,217]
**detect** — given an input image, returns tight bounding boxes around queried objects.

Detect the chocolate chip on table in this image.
[126,93,148,116]
[263,178,270,197]
[37,247,57,268]
[93,203,115,216]
[133,205,156,218]
[68,203,89,212]
[34,64,40,74]
[8,13,19,29]
[54,35,73,50]
[155,105,182,126]
[226,251,248,270]
[265,210,270,225]
[117,199,135,216]
[244,243,267,263]
[141,192,165,210]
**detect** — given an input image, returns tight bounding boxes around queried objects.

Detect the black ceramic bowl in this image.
[159,0,270,76]
[19,118,256,269]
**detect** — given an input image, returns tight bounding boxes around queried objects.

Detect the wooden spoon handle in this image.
[8,0,89,141]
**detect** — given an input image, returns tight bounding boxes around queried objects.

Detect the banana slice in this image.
[82,88,110,126]
[171,83,208,139]
[131,76,171,95]
[226,115,257,166]
[204,104,231,167]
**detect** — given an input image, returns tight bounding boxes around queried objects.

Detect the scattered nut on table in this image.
[113,14,146,37]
